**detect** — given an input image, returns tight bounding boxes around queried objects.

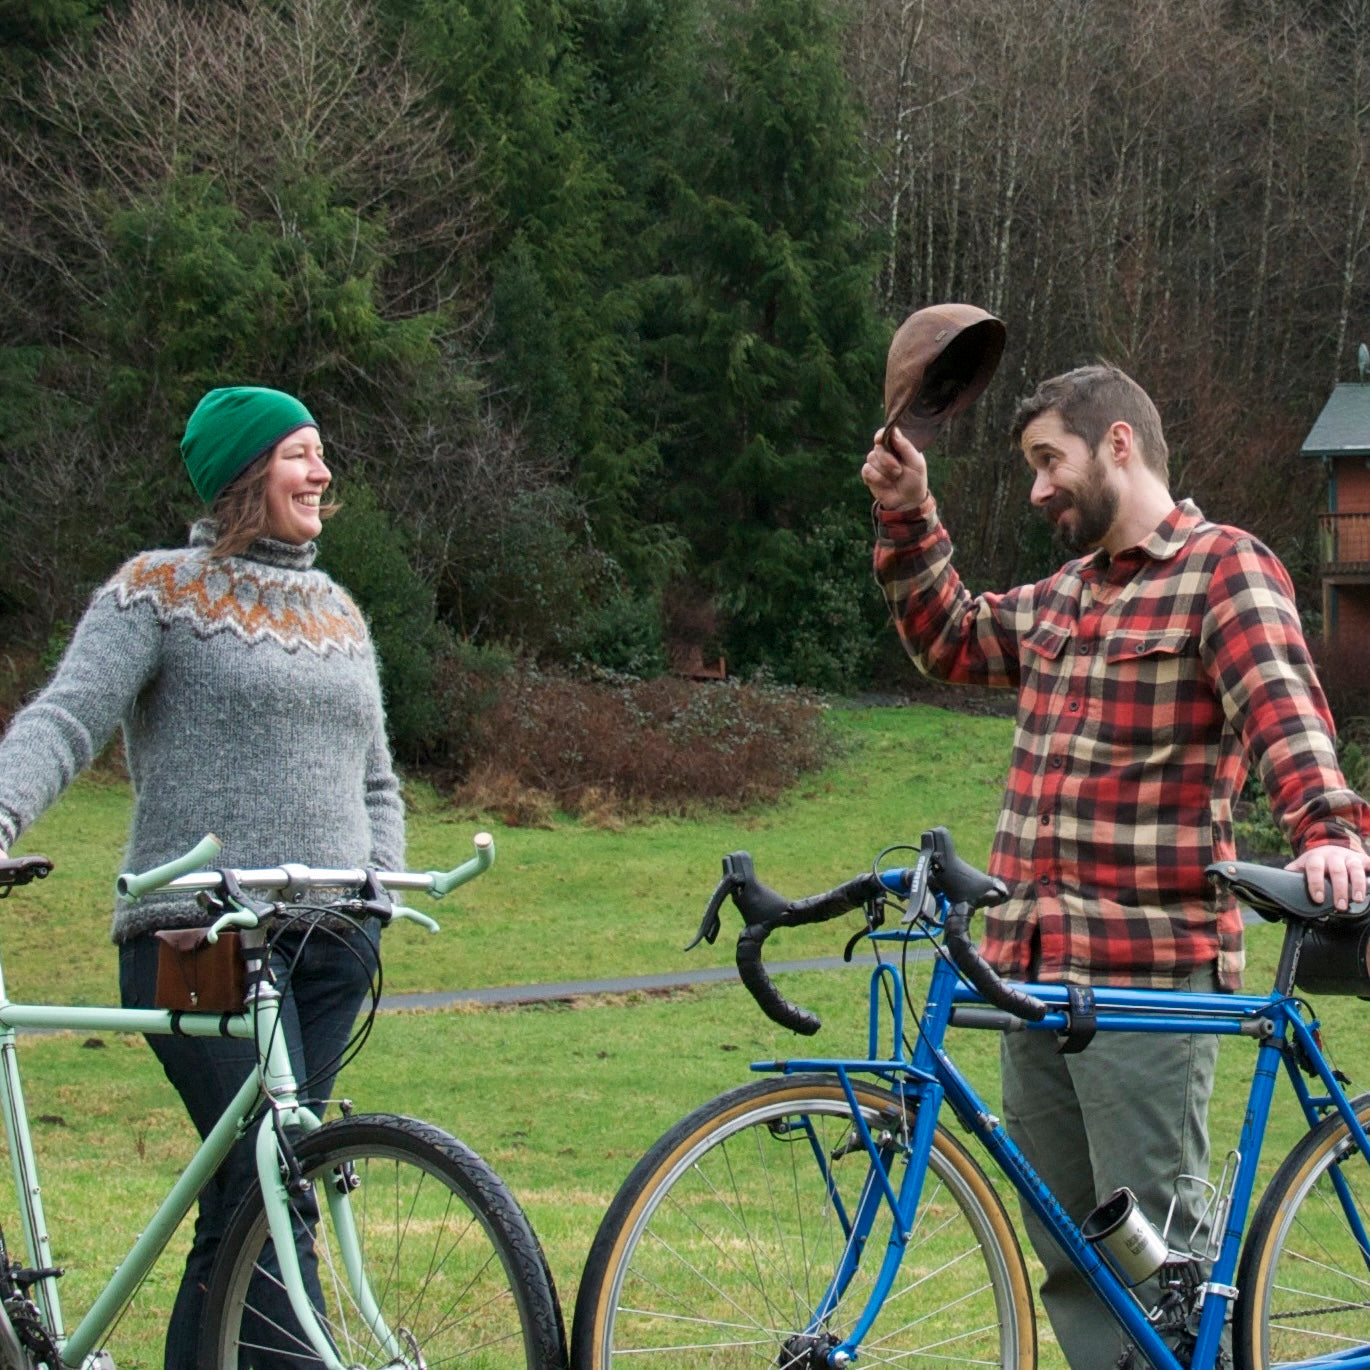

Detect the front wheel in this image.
[201,1113,567,1369]
[571,1074,1035,1369]
[1235,1093,1370,1368]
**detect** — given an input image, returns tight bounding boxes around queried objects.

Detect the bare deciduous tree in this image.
[848,0,1370,596]
[0,0,523,635]
[0,0,486,327]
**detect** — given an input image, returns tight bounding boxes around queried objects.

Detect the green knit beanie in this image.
[181,386,317,503]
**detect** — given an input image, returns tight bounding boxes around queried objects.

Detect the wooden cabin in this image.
[1301,377,1370,642]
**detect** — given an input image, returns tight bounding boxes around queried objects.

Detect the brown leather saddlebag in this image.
[153,928,246,1013]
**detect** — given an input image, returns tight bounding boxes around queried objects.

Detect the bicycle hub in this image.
[777,1330,841,1369]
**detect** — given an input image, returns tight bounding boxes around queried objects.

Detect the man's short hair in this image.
[1010,365,1169,482]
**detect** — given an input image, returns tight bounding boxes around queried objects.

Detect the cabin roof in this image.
[1303,384,1370,457]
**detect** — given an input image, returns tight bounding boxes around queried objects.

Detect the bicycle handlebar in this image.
[116,834,224,900]
[941,905,1049,1022]
[426,832,496,896]
[117,832,496,913]
[691,827,1047,1035]
[730,864,887,1036]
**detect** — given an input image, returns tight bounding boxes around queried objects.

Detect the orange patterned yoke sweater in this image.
[0,521,404,941]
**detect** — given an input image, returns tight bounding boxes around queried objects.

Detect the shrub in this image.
[1232,638,1370,858]
[722,513,885,695]
[315,483,448,763]
[1233,787,1286,863]
[1235,711,1370,862]
[426,639,516,776]
[449,668,838,819]
[1313,636,1370,731]
[1309,633,1370,797]
[1338,717,1370,798]
[0,647,45,732]
[561,590,667,678]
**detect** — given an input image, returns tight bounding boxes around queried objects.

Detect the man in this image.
[862,363,1370,1367]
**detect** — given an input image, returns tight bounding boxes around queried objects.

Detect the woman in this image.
[0,385,404,1367]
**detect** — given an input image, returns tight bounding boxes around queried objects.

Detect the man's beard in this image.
[1045,458,1118,555]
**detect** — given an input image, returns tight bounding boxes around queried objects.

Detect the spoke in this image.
[875,1245,989,1315]
[634,1225,782,1340]
[1267,1321,1370,1346]
[607,1336,790,1355]
[865,1331,1007,1366]
[863,1282,997,1346]
[224,1141,536,1369]
[1280,1251,1370,1295]
[618,1305,804,1334]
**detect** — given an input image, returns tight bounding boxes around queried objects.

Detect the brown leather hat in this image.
[882,304,1006,451]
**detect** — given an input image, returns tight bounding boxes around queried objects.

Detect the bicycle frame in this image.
[0,950,364,1370]
[0,831,498,1370]
[751,897,1370,1370]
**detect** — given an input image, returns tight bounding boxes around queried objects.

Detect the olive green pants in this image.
[999,969,1220,1370]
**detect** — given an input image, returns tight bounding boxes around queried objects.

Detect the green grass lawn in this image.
[5,705,1012,1004]
[8,921,1363,1370]
[1,703,1364,1368]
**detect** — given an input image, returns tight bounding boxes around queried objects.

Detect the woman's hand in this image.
[862,426,930,512]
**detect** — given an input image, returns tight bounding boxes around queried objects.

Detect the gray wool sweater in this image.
[0,521,405,941]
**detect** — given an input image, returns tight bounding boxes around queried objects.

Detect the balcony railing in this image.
[1320,512,1370,573]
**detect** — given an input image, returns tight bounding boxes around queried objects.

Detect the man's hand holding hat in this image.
[863,427,929,513]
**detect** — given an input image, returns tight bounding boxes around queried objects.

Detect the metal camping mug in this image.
[1080,1187,1169,1286]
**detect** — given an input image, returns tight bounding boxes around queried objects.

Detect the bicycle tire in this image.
[570,1074,1035,1369]
[200,1113,567,1370]
[1235,1092,1370,1369]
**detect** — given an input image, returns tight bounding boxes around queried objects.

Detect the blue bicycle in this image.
[571,827,1370,1370]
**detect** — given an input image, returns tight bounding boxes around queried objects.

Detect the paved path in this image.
[376,955,888,1012]
[376,906,1267,1013]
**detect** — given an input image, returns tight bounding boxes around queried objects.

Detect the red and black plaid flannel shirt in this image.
[875,497,1369,990]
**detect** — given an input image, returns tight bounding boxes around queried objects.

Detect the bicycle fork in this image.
[251,996,401,1370]
[787,1068,945,1367]
[254,1122,405,1368]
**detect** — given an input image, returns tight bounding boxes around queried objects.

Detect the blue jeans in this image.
[119,919,379,1370]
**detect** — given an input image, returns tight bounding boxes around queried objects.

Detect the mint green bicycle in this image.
[0,835,567,1370]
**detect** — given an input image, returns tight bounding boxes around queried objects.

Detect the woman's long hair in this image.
[208,448,339,558]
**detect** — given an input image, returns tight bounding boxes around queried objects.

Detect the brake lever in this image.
[898,845,934,923]
[686,870,739,951]
[336,869,398,925]
[842,896,886,961]
[205,908,264,943]
[389,905,440,933]
[198,868,275,928]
